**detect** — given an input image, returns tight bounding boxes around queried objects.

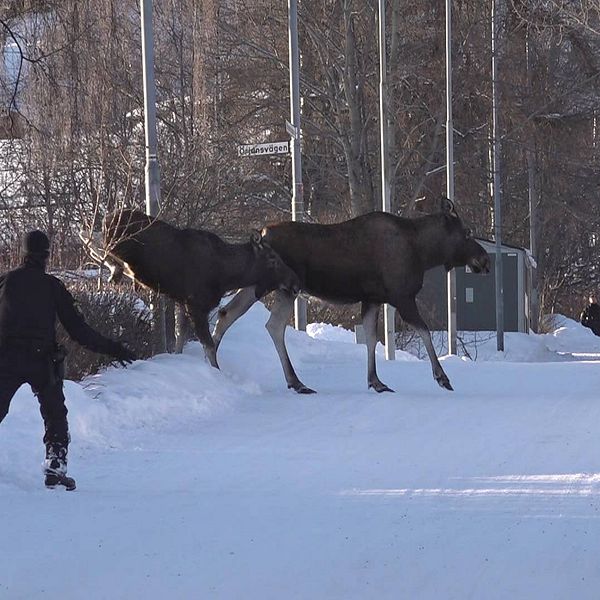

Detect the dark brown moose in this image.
[102,209,300,368]
[213,199,490,394]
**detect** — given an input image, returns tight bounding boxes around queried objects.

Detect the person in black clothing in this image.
[0,230,136,490]
[580,300,600,337]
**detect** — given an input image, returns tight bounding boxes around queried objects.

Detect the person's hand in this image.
[111,342,137,367]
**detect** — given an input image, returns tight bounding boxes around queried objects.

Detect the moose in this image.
[213,199,490,394]
[99,209,300,368]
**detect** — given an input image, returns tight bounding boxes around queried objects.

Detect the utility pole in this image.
[526,27,539,333]
[527,150,539,333]
[288,0,307,331]
[445,0,457,355]
[491,0,505,351]
[140,0,161,217]
[140,0,166,352]
[378,0,395,360]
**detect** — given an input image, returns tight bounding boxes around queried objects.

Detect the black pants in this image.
[0,350,68,449]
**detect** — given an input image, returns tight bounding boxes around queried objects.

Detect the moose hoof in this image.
[369,381,395,393]
[289,383,317,394]
[204,355,220,369]
[436,374,453,391]
[108,272,123,284]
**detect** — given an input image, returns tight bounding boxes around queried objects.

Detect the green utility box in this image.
[417,239,533,333]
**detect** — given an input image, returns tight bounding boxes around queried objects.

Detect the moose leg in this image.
[361,302,394,393]
[185,304,219,369]
[105,257,124,284]
[266,290,315,394]
[394,295,453,391]
[213,286,259,352]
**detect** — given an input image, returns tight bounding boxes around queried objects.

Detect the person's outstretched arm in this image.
[52,277,136,364]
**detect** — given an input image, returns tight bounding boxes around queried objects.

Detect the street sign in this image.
[238,141,289,157]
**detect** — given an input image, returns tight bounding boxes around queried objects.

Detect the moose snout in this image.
[281,280,300,295]
[279,271,301,295]
[469,253,491,274]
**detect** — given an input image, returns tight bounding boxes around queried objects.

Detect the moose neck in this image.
[221,242,262,290]
[413,214,455,271]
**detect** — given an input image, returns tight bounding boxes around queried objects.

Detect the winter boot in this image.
[44,444,76,491]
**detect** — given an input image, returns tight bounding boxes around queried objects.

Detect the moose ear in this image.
[250,229,263,250]
[440,196,458,217]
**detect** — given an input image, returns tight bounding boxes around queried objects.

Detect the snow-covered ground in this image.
[3,305,600,599]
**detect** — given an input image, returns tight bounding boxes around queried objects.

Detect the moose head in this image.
[250,230,300,297]
[440,197,491,274]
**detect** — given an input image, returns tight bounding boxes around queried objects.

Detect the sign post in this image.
[140,0,166,353]
[288,0,307,332]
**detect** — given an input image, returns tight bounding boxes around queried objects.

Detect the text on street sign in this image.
[238,141,290,157]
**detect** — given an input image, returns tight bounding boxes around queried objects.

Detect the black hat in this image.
[23,230,50,257]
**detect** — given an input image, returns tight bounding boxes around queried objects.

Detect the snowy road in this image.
[2,306,600,599]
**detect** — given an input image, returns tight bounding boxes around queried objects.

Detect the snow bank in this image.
[307,312,600,363]
[307,322,355,344]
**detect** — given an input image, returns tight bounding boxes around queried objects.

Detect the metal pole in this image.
[526,28,539,333]
[526,146,539,332]
[140,0,161,217]
[288,0,307,331]
[378,0,395,361]
[491,0,504,350]
[445,0,457,355]
[140,0,166,352]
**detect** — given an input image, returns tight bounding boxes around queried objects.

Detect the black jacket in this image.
[0,260,119,356]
